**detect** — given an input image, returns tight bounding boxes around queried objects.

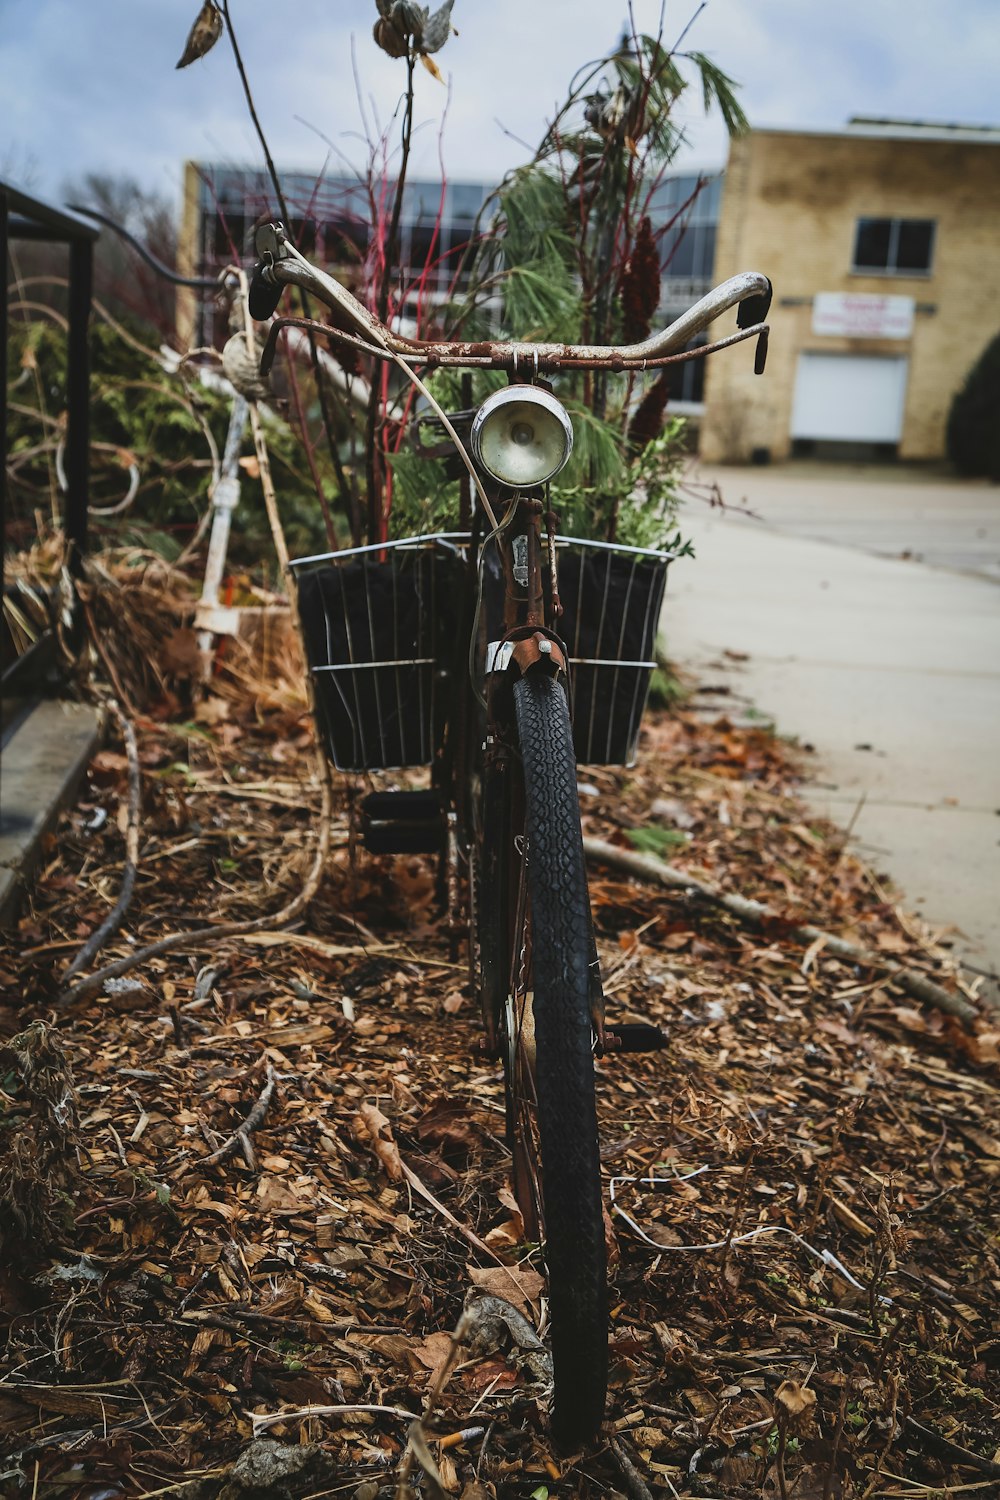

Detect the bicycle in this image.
[249,224,771,1447]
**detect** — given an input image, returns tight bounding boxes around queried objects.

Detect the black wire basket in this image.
[294,532,672,774]
[554,537,673,766]
[292,534,467,772]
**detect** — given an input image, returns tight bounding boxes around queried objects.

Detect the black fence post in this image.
[1,189,8,775]
[1,190,8,605]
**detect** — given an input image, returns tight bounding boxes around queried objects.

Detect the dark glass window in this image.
[667,335,707,404]
[450,183,484,222]
[854,218,892,269]
[665,230,695,278]
[896,219,935,271]
[325,219,367,265]
[694,225,716,279]
[853,217,935,274]
[407,225,441,280]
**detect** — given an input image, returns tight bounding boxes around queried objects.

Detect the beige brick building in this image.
[701,120,1000,464]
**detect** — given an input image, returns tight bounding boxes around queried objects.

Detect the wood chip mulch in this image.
[3,680,999,1500]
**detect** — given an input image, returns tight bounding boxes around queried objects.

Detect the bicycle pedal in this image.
[361,790,442,820]
[360,790,444,854]
[602,1022,668,1054]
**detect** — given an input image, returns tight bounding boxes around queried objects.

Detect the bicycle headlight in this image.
[470,386,573,488]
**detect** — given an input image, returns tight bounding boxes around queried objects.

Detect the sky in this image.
[2,0,999,214]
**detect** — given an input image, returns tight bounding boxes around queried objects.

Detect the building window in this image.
[853,217,935,275]
[667,335,707,404]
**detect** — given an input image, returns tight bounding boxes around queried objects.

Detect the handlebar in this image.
[68,203,224,291]
[250,222,771,377]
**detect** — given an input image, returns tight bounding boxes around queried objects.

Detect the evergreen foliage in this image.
[445,26,748,546]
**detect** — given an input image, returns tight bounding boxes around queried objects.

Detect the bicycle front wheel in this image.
[504,670,608,1449]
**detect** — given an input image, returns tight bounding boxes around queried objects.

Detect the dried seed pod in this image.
[176,0,223,69]
[620,216,661,344]
[627,370,671,453]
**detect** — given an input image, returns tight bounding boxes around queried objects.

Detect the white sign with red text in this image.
[812,293,915,339]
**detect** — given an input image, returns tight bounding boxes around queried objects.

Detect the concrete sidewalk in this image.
[663,501,1000,976]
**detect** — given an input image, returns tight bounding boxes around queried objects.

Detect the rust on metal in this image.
[258,313,768,378]
[511,633,566,677]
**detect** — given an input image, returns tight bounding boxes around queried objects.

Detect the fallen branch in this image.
[251,1402,420,1438]
[608,1436,656,1500]
[583,837,977,1026]
[55,765,332,1008]
[200,1063,277,1169]
[903,1415,1000,1479]
[63,700,141,982]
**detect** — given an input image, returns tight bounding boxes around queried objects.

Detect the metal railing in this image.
[2,181,99,693]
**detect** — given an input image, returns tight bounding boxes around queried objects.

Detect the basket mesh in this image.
[293,532,670,773]
[555,539,671,766]
[293,536,466,771]
[478,536,671,767]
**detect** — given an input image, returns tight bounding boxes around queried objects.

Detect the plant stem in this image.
[220,0,355,548]
[367,50,416,542]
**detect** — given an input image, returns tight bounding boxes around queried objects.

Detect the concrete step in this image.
[0,699,103,926]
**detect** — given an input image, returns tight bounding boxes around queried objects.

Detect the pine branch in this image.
[686,51,750,137]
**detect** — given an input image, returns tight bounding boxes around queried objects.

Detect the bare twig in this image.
[219,0,352,546]
[80,598,140,717]
[396,1309,471,1500]
[55,765,332,1008]
[63,701,141,981]
[823,1385,849,1500]
[251,1402,420,1438]
[609,1436,656,1500]
[399,1159,503,1265]
[199,1063,276,1170]
[583,837,978,1025]
[903,1416,1000,1479]
[718,1149,755,1287]
[368,50,417,541]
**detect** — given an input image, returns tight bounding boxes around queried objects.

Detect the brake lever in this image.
[737,276,773,329]
[755,326,769,375]
[248,222,291,321]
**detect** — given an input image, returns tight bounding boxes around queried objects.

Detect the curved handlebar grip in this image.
[248,262,284,321]
[264,237,771,368]
[737,277,773,329]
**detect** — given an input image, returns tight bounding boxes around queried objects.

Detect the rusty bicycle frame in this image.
[253,223,771,1445]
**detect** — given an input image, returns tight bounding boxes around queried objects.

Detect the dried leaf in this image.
[176,0,223,68]
[410,1330,455,1380]
[468,1264,545,1318]
[193,695,231,726]
[354,1101,403,1181]
[161,626,201,678]
[968,1030,1000,1064]
[370,20,400,56]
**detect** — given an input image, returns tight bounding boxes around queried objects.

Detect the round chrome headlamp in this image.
[470,385,574,488]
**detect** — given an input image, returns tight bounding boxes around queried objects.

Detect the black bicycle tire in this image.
[511,670,608,1448]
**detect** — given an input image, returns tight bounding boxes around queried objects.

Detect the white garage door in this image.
[791,353,908,443]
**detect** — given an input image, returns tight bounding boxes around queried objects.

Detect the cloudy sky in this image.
[3,0,998,212]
